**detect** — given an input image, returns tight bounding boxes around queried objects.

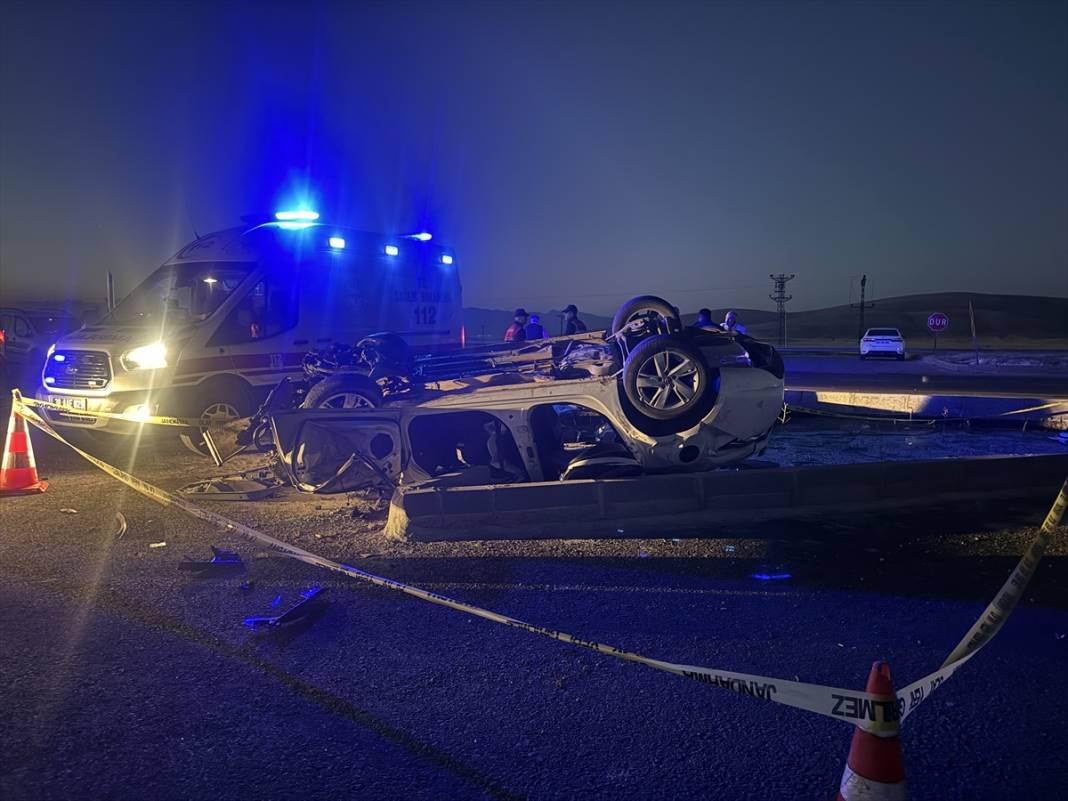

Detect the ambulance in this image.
[37,210,463,452]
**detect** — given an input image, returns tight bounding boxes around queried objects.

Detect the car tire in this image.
[620,334,717,434]
[610,295,682,338]
[178,381,253,456]
[300,374,382,410]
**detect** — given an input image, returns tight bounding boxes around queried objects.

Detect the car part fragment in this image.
[179,546,244,573]
[243,587,326,629]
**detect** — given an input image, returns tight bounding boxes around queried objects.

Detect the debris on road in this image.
[148,541,167,549]
[59,507,77,514]
[179,476,279,501]
[243,587,326,629]
[179,546,244,574]
[110,512,127,540]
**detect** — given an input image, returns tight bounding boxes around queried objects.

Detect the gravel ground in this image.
[2,417,1067,800]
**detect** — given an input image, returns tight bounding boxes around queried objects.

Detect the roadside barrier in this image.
[0,404,48,496]
[9,389,1068,787]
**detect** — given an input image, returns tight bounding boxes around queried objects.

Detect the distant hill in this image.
[742,292,1068,342]
[465,292,1068,343]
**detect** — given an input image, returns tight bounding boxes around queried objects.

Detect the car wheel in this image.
[179,383,252,456]
[621,334,716,431]
[610,295,682,338]
[300,374,382,410]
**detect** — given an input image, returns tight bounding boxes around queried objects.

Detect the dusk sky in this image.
[1,0,1065,315]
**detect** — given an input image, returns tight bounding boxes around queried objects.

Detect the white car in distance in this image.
[860,327,906,360]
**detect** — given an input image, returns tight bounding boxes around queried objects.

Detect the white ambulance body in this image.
[37,215,463,445]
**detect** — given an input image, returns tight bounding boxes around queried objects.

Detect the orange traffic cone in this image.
[0,407,48,496]
[837,661,907,800]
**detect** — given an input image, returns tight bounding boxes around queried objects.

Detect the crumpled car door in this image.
[269,408,404,493]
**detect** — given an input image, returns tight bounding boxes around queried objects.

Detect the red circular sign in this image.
[927,312,949,333]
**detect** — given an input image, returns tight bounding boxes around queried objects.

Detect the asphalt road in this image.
[783,354,1068,400]
[2,428,1067,800]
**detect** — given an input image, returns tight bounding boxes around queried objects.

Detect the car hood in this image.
[55,322,195,349]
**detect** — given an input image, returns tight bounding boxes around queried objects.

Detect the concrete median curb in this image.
[784,389,1068,427]
[384,454,1068,541]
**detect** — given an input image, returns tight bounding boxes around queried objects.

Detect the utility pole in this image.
[850,274,875,340]
[768,274,795,347]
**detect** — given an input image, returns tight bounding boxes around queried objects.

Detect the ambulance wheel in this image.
[300,374,382,410]
[179,381,253,456]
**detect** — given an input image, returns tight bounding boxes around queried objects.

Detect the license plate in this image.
[48,395,88,411]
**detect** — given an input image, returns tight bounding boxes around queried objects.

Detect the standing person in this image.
[525,314,547,340]
[504,308,528,342]
[563,304,587,335]
[692,308,714,328]
[722,310,748,335]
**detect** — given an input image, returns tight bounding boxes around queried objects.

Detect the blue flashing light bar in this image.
[441,254,454,265]
[384,245,399,257]
[275,209,320,222]
[329,236,346,249]
[410,232,432,242]
[53,353,66,362]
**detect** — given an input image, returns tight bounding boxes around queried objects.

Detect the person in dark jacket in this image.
[563,304,587,335]
[504,308,528,342]
[524,314,547,340]
[692,308,714,328]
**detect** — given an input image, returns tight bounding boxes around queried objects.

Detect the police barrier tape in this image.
[18,393,206,428]
[12,391,1067,736]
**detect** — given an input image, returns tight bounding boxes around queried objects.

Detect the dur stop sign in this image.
[927,312,949,333]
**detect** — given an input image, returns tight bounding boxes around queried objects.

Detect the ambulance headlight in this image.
[121,342,168,371]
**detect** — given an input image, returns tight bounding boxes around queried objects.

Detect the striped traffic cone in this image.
[0,407,48,496]
[837,661,907,800]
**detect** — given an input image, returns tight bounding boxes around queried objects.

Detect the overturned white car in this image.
[259,296,784,492]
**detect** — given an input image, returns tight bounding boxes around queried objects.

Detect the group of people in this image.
[504,304,587,342]
[693,308,747,334]
[503,304,746,341]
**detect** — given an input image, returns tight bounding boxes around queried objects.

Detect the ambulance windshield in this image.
[108,262,254,324]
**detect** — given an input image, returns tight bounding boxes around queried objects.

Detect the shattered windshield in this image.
[108,262,255,324]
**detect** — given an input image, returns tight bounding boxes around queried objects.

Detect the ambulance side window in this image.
[209,274,298,345]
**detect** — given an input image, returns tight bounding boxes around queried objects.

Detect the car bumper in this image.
[33,387,162,434]
[860,346,904,356]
